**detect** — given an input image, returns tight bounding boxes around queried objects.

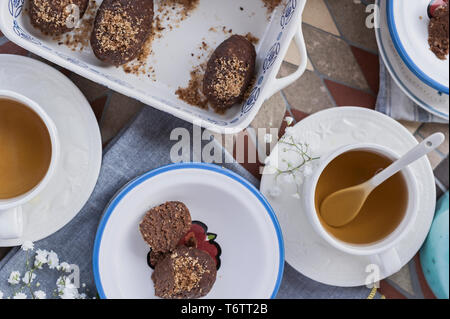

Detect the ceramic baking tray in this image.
[0,0,307,133]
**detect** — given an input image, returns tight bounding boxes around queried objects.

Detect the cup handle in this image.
[370,248,402,276]
[0,206,23,239]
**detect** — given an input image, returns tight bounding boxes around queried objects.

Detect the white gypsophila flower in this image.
[282,173,295,184]
[268,185,282,198]
[82,283,86,288]
[47,251,59,269]
[21,240,34,251]
[285,116,294,126]
[59,262,71,273]
[60,285,79,299]
[303,163,313,177]
[8,271,21,285]
[22,271,36,285]
[263,133,273,143]
[13,292,27,299]
[33,290,46,299]
[34,249,49,269]
[0,291,3,299]
[79,293,87,299]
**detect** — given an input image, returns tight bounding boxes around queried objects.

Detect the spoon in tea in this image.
[320,133,445,228]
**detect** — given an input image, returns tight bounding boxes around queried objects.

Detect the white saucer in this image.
[0,54,102,246]
[260,107,436,287]
[376,0,449,120]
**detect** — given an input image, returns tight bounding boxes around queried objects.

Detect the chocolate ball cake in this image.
[428,3,449,60]
[139,201,191,253]
[91,0,154,66]
[29,0,89,35]
[203,35,256,110]
[151,246,217,299]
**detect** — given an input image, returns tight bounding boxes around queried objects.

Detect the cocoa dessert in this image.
[139,201,191,253]
[29,0,89,35]
[203,35,256,110]
[428,3,449,60]
[151,246,217,299]
[91,0,154,66]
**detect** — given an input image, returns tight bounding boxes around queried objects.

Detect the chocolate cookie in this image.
[428,3,449,60]
[91,0,154,66]
[29,0,89,35]
[203,35,256,110]
[152,246,217,299]
[139,201,191,253]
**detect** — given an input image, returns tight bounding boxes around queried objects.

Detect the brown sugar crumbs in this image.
[32,0,76,30]
[95,8,142,55]
[171,252,209,295]
[245,32,259,45]
[176,63,209,109]
[212,56,248,101]
[262,0,283,13]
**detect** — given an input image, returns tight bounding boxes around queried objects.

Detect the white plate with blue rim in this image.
[386,0,449,95]
[377,0,449,120]
[93,163,284,299]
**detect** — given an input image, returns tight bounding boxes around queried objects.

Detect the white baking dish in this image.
[0,0,307,133]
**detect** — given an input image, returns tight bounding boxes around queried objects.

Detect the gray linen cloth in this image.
[0,106,379,299]
[376,58,448,123]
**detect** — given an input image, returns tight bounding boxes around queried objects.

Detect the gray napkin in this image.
[0,106,379,299]
[376,57,448,123]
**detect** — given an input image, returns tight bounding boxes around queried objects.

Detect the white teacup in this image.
[302,143,419,275]
[0,90,59,240]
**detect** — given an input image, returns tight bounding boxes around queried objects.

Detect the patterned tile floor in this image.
[0,0,448,299]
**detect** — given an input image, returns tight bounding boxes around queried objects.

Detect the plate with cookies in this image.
[93,163,284,299]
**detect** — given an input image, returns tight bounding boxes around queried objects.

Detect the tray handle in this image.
[264,26,308,99]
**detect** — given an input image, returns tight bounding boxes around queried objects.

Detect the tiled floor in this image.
[0,0,448,299]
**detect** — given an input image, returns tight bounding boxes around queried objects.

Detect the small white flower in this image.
[36,282,41,287]
[282,173,295,184]
[82,283,86,288]
[0,291,3,299]
[34,249,48,269]
[60,286,79,299]
[79,293,87,299]
[285,116,294,126]
[268,186,282,198]
[263,133,273,143]
[22,271,36,285]
[21,240,34,251]
[303,164,313,177]
[13,292,27,299]
[33,290,46,299]
[8,271,21,285]
[59,262,71,273]
[47,251,59,269]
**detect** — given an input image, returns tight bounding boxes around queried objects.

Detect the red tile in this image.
[414,254,437,299]
[0,31,3,37]
[379,280,407,299]
[278,111,290,138]
[233,129,263,180]
[324,79,376,109]
[60,68,72,77]
[350,46,380,94]
[290,108,309,122]
[0,41,28,56]
[90,95,108,123]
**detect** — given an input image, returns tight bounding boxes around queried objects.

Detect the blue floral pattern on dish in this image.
[8,0,24,18]
[281,0,297,28]
[242,87,260,114]
[263,42,280,72]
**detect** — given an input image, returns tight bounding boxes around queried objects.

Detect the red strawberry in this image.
[428,0,448,18]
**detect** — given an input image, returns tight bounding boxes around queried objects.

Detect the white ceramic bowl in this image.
[93,163,284,299]
[0,0,308,133]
